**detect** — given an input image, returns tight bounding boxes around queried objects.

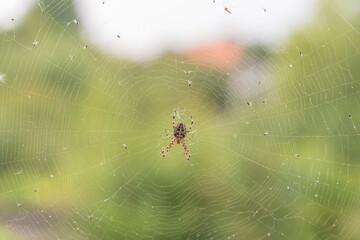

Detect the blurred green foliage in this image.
[0,1,360,239]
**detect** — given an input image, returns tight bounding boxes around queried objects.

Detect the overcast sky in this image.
[0,0,318,61]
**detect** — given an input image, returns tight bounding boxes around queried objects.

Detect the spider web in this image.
[1,0,360,239]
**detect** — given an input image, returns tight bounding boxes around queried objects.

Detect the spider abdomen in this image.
[173,122,187,140]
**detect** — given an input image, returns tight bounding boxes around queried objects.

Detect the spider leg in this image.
[165,129,173,139]
[172,109,176,129]
[161,139,175,159]
[184,136,192,142]
[187,115,193,133]
[182,142,191,162]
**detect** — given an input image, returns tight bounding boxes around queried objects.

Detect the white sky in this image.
[0,0,319,61]
[0,0,34,30]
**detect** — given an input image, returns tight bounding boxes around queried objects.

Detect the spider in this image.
[161,110,194,162]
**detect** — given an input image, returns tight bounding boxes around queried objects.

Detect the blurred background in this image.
[0,0,360,239]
